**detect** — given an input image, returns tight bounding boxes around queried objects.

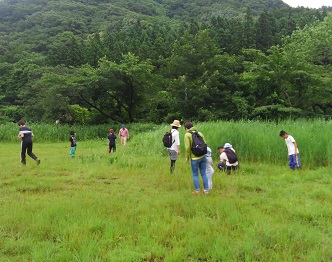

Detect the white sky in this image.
[282,0,332,8]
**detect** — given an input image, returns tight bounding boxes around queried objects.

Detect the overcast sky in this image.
[282,0,331,8]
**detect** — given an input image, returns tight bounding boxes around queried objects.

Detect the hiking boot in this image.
[192,191,200,195]
[36,159,41,165]
[203,190,209,195]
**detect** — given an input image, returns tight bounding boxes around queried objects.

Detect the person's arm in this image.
[220,153,226,163]
[293,141,298,156]
[18,131,24,138]
[184,133,191,163]
[175,131,180,155]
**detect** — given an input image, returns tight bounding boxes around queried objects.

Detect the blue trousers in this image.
[191,156,209,191]
[289,154,300,169]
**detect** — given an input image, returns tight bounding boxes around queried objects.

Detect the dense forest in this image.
[0,0,331,124]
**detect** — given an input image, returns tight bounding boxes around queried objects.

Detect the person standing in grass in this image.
[184,121,209,195]
[168,120,181,174]
[206,147,214,190]
[18,120,41,165]
[217,143,239,174]
[118,124,130,146]
[279,130,301,169]
[108,128,117,154]
[69,130,77,157]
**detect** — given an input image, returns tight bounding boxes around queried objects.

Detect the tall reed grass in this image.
[1,119,332,167]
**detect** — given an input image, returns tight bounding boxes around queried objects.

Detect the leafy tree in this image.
[97,53,155,122]
[47,32,84,67]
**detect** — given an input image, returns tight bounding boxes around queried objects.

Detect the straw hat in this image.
[170,120,181,127]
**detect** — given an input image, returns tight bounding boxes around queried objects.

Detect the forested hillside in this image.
[0,0,331,124]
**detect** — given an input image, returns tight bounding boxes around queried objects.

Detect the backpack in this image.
[224,148,238,164]
[190,131,207,157]
[162,130,174,148]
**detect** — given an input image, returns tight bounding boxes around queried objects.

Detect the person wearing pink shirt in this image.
[118,124,130,145]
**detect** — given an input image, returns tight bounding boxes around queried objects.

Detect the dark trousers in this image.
[21,141,38,164]
[108,143,116,153]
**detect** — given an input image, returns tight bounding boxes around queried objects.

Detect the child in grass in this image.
[279,130,301,169]
[108,128,117,153]
[69,130,77,157]
[206,147,214,190]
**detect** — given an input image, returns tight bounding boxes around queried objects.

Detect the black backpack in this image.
[224,148,238,164]
[162,130,174,148]
[190,131,207,157]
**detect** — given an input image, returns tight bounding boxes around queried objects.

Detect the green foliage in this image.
[0,0,331,123]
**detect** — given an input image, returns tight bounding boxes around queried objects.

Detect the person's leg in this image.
[21,141,27,164]
[122,136,127,145]
[27,141,38,160]
[113,144,116,152]
[198,156,209,192]
[289,155,297,169]
[168,150,177,174]
[71,146,76,157]
[170,160,176,173]
[190,159,200,192]
[226,166,232,175]
[206,172,212,189]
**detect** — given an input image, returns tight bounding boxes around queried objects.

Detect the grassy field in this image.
[1,120,332,261]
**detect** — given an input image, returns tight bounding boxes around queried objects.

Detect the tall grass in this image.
[1,119,332,167]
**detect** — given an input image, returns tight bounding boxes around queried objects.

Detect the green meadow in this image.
[1,120,332,261]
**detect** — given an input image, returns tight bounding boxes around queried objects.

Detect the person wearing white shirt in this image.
[168,120,181,174]
[279,130,301,169]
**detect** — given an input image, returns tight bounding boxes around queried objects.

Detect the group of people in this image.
[17,121,130,164]
[166,120,301,195]
[166,120,240,195]
[107,124,130,154]
[17,120,301,195]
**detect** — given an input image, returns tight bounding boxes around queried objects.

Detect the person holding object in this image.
[279,130,301,169]
[18,120,40,165]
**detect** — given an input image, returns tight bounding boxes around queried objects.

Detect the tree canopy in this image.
[0,0,331,123]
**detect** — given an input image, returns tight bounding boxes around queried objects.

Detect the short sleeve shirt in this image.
[285,135,299,155]
[169,129,180,152]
